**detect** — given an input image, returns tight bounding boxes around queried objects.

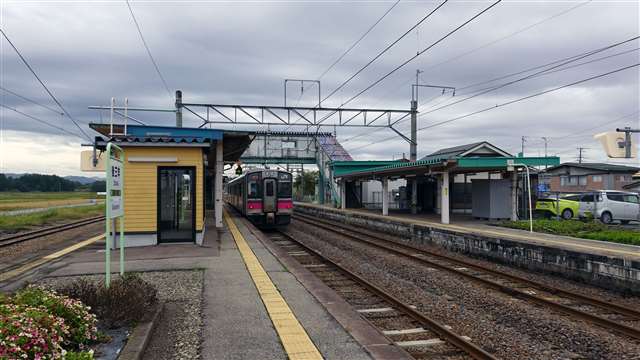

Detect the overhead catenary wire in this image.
[339,0,502,108]
[370,0,592,106]
[415,36,640,119]
[317,0,401,82]
[0,28,92,141]
[125,0,172,101]
[347,63,639,151]
[1,104,83,139]
[343,40,638,147]
[0,86,63,116]
[319,0,449,107]
[282,0,406,131]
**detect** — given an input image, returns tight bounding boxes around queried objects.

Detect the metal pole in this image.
[124,98,128,135]
[110,97,115,135]
[105,144,112,288]
[625,128,632,158]
[525,166,533,232]
[119,152,125,276]
[175,90,183,127]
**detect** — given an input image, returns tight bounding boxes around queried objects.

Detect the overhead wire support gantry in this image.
[179,102,414,141]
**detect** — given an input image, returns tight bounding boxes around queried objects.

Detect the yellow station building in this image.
[89,123,251,247]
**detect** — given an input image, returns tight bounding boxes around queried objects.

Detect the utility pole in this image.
[409,69,422,215]
[577,147,588,163]
[409,72,455,215]
[541,137,549,169]
[410,69,422,162]
[616,127,640,158]
[521,136,527,156]
[175,90,183,127]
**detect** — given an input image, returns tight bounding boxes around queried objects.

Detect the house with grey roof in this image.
[543,162,640,192]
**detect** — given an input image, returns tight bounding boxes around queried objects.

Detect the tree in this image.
[294,171,318,199]
[90,180,106,192]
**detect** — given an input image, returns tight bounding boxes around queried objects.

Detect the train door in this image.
[263,178,277,213]
[158,167,195,243]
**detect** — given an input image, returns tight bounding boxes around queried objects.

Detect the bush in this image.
[500,219,640,245]
[64,350,95,360]
[12,287,98,349]
[0,303,69,359]
[57,273,158,328]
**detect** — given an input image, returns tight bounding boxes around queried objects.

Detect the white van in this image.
[579,191,640,224]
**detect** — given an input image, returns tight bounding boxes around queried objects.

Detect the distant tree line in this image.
[0,173,105,192]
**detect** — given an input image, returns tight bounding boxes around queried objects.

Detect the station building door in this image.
[158,167,196,243]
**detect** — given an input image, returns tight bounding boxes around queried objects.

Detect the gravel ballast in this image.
[287,220,640,360]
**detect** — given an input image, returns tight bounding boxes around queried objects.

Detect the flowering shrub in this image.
[12,287,98,349]
[0,303,69,359]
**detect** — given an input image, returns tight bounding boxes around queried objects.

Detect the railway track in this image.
[0,216,105,248]
[268,229,496,360]
[292,212,640,341]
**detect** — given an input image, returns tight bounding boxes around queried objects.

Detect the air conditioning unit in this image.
[594,131,637,158]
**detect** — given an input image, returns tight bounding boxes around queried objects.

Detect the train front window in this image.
[248,182,258,198]
[266,182,274,196]
[278,182,292,198]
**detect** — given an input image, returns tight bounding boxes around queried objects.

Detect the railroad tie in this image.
[382,328,427,335]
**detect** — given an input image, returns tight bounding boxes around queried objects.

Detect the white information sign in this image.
[109,159,124,218]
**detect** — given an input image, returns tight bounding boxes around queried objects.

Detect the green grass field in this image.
[0,192,103,211]
[0,204,105,232]
[499,219,640,246]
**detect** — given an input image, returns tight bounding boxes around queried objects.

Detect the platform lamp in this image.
[507,160,533,233]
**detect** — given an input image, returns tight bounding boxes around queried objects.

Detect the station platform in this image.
[295,203,640,294]
[0,208,411,359]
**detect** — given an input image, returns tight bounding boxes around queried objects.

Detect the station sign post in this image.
[105,142,125,287]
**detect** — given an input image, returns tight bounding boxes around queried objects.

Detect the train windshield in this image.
[248,181,259,198]
[278,181,292,198]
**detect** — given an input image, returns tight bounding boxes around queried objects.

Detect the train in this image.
[225,169,293,227]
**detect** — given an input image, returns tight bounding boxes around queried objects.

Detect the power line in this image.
[423,0,593,74]
[125,0,172,100]
[0,86,63,115]
[283,0,410,131]
[417,63,639,131]
[291,0,400,109]
[415,36,639,119]
[370,0,592,109]
[340,0,502,108]
[347,63,639,151]
[321,0,449,106]
[347,41,638,149]
[0,28,92,141]
[318,0,401,81]
[1,104,83,139]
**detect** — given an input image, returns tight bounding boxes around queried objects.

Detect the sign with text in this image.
[108,158,123,218]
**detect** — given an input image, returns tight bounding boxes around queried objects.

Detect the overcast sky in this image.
[1,0,639,176]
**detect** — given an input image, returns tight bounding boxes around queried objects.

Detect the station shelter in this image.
[332,141,560,224]
[89,123,252,247]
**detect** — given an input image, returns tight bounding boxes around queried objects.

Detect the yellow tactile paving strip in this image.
[223,209,323,360]
[0,234,103,283]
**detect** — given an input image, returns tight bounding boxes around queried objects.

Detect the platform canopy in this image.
[90,123,253,162]
[335,141,560,180]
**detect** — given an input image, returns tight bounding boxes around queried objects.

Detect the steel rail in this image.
[295,214,640,319]
[0,216,105,248]
[292,213,640,340]
[275,229,497,360]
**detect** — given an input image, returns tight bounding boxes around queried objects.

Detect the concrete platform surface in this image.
[300,203,640,260]
[296,203,640,294]
[1,210,376,360]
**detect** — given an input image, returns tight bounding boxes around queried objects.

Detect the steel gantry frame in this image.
[179,102,415,144]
